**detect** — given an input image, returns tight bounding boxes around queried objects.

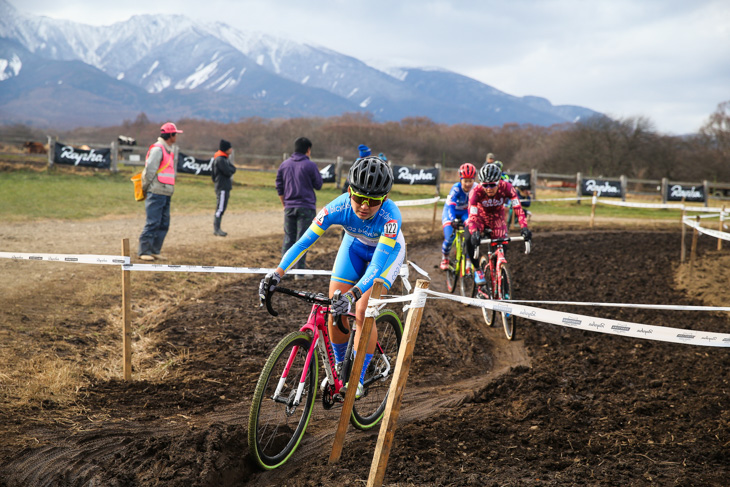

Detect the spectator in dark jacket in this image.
[275,137,323,278]
[212,139,236,237]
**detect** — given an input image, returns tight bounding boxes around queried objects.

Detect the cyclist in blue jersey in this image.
[440,163,477,270]
[259,156,404,399]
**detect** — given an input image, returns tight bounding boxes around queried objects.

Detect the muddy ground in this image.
[0,219,729,486]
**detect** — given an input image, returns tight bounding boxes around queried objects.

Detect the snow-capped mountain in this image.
[0,0,601,128]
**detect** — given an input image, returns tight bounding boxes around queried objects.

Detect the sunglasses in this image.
[350,190,386,206]
[482,182,499,188]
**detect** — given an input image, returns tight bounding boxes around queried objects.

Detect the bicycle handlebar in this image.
[479,236,532,254]
[262,286,352,334]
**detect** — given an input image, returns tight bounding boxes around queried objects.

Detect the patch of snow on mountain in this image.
[253,89,267,99]
[0,54,22,80]
[321,62,329,74]
[347,87,359,98]
[210,67,235,89]
[215,78,236,91]
[116,72,124,80]
[359,97,371,108]
[143,60,159,79]
[176,61,219,90]
[301,75,309,84]
[149,75,170,93]
[256,54,264,66]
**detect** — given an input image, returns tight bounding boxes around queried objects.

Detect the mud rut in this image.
[1,226,729,487]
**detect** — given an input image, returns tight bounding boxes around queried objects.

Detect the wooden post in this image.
[680,207,687,263]
[576,172,582,204]
[121,239,132,381]
[431,196,439,233]
[589,191,597,228]
[531,169,538,201]
[329,279,386,464]
[367,279,430,487]
[689,216,699,280]
[719,206,725,251]
[47,135,54,168]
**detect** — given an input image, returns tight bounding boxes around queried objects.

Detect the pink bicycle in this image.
[475,236,531,340]
[248,286,403,470]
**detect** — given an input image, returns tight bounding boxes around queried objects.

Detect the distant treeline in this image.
[3,101,729,181]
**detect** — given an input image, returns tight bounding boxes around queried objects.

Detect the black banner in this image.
[581,178,623,197]
[53,142,111,168]
[320,163,335,183]
[507,173,531,189]
[667,184,705,202]
[392,165,439,185]
[177,152,213,176]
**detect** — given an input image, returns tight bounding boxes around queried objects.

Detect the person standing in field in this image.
[276,137,323,279]
[212,139,236,237]
[138,122,182,261]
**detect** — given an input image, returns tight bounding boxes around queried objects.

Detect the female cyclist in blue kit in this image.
[259,156,404,398]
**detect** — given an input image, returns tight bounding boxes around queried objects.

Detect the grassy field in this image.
[0,163,720,223]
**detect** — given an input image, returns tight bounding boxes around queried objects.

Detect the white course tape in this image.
[122,264,331,275]
[0,252,129,265]
[683,217,730,242]
[423,288,730,348]
[507,299,730,312]
[407,260,430,279]
[394,196,441,207]
[596,199,685,210]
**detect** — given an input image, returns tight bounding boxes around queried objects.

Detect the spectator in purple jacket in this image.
[276,137,323,279]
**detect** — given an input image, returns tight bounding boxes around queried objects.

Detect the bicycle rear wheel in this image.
[350,310,403,430]
[498,264,516,340]
[478,256,495,327]
[445,239,459,293]
[248,331,318,470]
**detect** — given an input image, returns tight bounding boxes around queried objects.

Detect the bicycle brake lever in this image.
[525,241,531,255]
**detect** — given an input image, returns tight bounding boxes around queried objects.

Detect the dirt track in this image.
[0,212,729,486]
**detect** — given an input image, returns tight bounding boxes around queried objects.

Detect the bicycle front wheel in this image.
[248,331,318,470]
[478,256,495,327]
[459,258,476,299]
[498,264,516,340]
[350,310,403,430]
[445,238,459,293]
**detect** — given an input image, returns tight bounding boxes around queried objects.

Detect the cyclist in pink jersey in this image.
[465,163,532,285]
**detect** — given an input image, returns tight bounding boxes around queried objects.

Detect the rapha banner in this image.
[581,178,623,197]
[667,184,706,203]
[392,165,439,185]
[177,152,213,176]
[320,164,335,183]
[53,142,111,169]
[508,173,531,189]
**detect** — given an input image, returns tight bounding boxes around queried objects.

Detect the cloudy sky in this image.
[11,0,730,135]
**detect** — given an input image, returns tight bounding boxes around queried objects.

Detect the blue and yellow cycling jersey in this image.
[278,193,405,291]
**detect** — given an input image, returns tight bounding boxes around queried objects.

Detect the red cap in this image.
[160,122,183,134]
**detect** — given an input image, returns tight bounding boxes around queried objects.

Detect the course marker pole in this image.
[367,279,430,487]
[719,206,725,251]
[680,207,687,263]
[121,239,132,381]
[590,191,597,228]
[330,279,385,464]
[689,216,699,280]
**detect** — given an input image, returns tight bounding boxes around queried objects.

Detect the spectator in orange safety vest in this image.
[138,122,182,261]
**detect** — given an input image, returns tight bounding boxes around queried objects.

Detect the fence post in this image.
[435,162,442,194]
[335,156,343,189]
[531,169,538,200]
[282,152,288,161]
[719,206,725,251]
[689,215,699,280]
[589,191,597,228]
[576,172,582,204]
[47,135,54,168]
[703,180,709,207]
[620,175,627,202]
[431,197,439,233]
[661,177,668,204]
[111,141,118,172]
[121,239,132,381]
[367,279,430,487]
[330,279,386,464]
[680,203,686,263]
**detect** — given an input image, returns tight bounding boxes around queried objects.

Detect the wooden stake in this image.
[680,208,686,263]
[121,239,132,381]
[431,197,438,233]
[689,216,699,281]
[589,191,597,228]
[367,279,430,487]
[329,279,386,464]
[719,205,725,251]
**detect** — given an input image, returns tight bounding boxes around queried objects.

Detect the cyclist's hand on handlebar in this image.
[330,291,357,316]
[258,270,282,302]
[520,228,532,241]
[470,230,481,248]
